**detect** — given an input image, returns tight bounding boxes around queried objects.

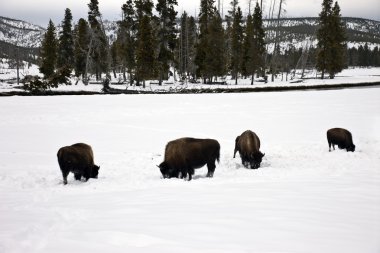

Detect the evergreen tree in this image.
[241,14,252,78]
[327,1,346,78]
[57,8,74,71]
[135,0,156,87]
[358,43,371,67]
[372,46,380,66]
[230,4,243,84]
[316,0,346,79]
[195,0,216,83]
[316,0,333,79]
[110,41,119,78]
[177,12,198,80]
[156,0,178,85]
[87,0,109,80]
[74,18,90,79]
[206,12,226,81]
[117,0,137,84]
[244,3,266,84]
[39,19,58,79]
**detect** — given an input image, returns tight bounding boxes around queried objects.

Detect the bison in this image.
[327,128,355,152]
[158,137,220,180]
[57,143,100,185]
[234,130,265,169]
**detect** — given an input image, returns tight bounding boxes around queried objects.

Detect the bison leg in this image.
[74,173,82,181]
[241,157,249,168]
[61,170,69,185]
[179,168,188,180]
[206,162,216,177]
[83,167,91,182]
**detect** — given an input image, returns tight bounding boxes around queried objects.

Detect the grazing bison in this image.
[327,128,355,152]
[234,130,265,169]
[158,138,220,180]
[57,143,100,185]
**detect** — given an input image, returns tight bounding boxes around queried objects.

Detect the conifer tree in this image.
[243,3,266,84]
[74,18,90,79]
[178,12,197,80]
[57,8,74,71]
[135,0,156,87]
[316,0,346,79]
[156,0,178,85]
[117,0,137,84]
[195,0,216,83]
[327,1,346,78]
[87,0,109,81]
[39,19,58,79]
[206,12,226,81]
[230,5,243,84]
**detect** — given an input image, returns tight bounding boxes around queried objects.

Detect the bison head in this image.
[251,152,265,169]
[158,162,178,179]
[91,165,100,178]
[347,144,355,152]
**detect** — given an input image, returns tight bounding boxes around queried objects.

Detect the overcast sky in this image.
[1,0,379,27]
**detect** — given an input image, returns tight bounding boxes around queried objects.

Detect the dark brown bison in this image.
[57,143,100,185]
[234,130,265,169]
[327,128,355,152]
[158,138,220,180]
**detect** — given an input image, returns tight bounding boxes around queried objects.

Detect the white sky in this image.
[1,0,379,27]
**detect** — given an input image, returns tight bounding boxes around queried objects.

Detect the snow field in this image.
[0,88,380,252]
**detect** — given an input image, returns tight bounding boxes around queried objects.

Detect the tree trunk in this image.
[84,35,94,85]
[123,67,127,82]
[251,73,254,85]
[159,71,163,86]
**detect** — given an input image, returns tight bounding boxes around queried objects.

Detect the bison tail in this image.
[216,150,220,163]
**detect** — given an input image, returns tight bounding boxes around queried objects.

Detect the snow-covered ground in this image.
[0,88,379,252]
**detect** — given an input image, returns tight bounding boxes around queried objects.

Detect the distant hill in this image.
[264,17,380,52]
[1,15,379,63]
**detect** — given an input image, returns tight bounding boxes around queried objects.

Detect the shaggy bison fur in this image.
[327,128,355,152]
[158,137,220,180]
[234,130,265,169]
[57,143,100,184]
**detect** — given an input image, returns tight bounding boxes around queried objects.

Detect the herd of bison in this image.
[57,128,356,184]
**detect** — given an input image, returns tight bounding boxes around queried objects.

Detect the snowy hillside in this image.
[0,16,44,48]
[0,88,379,252]
[264,17,380,52]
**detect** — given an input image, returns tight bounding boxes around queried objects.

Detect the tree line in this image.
[35,0,373,91]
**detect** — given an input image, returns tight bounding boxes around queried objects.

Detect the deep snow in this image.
[0,88,379,252]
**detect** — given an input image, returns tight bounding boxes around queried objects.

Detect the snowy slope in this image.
[0,16,44,48]
[0,88,379,252]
